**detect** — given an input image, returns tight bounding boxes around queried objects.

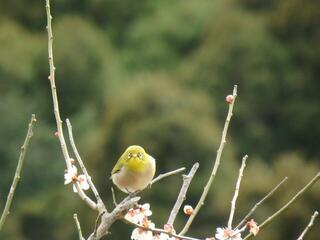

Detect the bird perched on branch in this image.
[111,145,156,193]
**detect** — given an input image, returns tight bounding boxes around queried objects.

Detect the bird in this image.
[111,145,156,194]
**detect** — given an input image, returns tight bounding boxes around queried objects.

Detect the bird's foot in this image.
[126,189,140,198]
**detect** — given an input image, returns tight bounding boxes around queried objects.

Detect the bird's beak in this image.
[132,153,138,158]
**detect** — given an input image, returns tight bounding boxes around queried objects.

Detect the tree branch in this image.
[45,0,97,211]
[235,177,288,229]
[66,119,106,212]
[74,214,85,240]
[180,85,238,235]
[87,196,141,240]
[151,167,186,185]
[243,171,320,240]
[297,211,318,240]
[228,155,248,229]
[168,163,199,226]
[0,114,37,231]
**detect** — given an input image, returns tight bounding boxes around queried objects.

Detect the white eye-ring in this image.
[127,152,131,159]
[138,152,143,159]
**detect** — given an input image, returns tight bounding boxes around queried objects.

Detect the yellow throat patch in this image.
[126,157,148,173]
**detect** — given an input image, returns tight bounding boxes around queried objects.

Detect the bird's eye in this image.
[127,153,131,159]
[138,152,143,159]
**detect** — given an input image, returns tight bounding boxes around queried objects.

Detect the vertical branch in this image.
[45,0,97,211]
[228,155,248,229]
[180,85,237,235]
[167,163,199,226]
[74,214,85,240]
[45,0,71,170]
[0,114,37,231]
[297,211,318,240]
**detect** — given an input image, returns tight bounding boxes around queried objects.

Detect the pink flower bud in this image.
[247,219,259,236]
[183,205,194,215]
[226,95,234,104]
[54,131,59,138]
[163,223,175,234]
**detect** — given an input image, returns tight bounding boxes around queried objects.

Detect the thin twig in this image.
[66,119,106,212]
[93,211,106,238]
[180,85,238,235]
[151,167,186,185]
[167,163,199,226]
[45,0,97,211]
[297,211,318,240]
[73,214,85,240]
[111,187,118,206]
[124,219,201,240]
[0,114,37,231]
[228,155,248,229]
[243,171,320,240]
[235,177,288,229]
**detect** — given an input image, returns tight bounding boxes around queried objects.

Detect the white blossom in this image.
[73,174,90,192]
[64,165,90,192]
[215,227,242,240]
[125,203,153,224]
[131,218,155,240]
[141,203,152,217]
[131,228,153,240]
[64,165,77,184]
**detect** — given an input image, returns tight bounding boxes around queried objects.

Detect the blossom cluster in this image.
[64,165,89,192]
[214,219,259,240]
[124,202,259,240]
[125,203,178,240]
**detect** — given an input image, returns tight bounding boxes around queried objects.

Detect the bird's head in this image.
[122,145,148,172]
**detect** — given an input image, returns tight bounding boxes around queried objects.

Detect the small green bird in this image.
[111,145,156,193]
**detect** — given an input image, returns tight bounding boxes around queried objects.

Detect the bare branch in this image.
[235,177,288,229]
[66,119,106,212]
[45,0,97,211]
[167,163,199,226]
[87,196,141,240]
[228,155,248,229]
[180,85,238,235]
[243,171,320,240]
[297,211,318,240]
[0,114,37,231]
[73,214,85,240]
[151,167,186,185]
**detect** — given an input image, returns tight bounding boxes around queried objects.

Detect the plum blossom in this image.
[64,165,77,184]
[64,165,90,192]
[126,204,179,240]
[131,218,155,240]
[125,203,153,224]
[73,174,90,192]
[215,227,242,240]
[131,227,153,240]
[246,219,259,236]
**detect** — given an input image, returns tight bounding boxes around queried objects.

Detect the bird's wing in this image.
[111,154,125,175]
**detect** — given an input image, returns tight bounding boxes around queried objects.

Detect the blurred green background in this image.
[0,0,319,239]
